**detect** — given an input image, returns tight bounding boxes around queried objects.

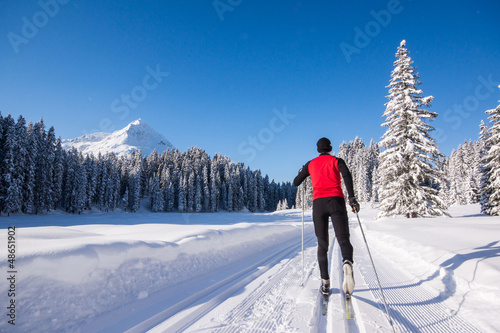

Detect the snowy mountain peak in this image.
[128,118,145,127]
[62,119,174,156]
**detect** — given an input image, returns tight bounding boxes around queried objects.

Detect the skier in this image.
[293,137,359,296]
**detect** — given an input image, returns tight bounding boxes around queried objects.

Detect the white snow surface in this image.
[61,119,174,156]
[1,204,499,332]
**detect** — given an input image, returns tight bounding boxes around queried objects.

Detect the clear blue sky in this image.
[1,0,499,183]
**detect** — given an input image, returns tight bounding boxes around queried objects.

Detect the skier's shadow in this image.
[440,240,500,272]
[354,240,500,331]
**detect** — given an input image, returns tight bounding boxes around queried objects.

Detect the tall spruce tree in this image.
[378,40,448,218]
[3,115,21,215]
[24,122,37,214]
[52,137,64,210]
[149,173,164,212]
[0,113,4,213]
[484,93,500,215]
[479,120,493,214]
[367,139,380,202]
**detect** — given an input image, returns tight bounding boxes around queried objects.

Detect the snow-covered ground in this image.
[0,204,499,332]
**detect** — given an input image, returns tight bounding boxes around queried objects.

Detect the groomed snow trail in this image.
[349,215,482,333]
[74,209,488,332]
[144,232,319,332]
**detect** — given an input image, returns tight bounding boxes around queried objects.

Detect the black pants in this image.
[313,196,353,280]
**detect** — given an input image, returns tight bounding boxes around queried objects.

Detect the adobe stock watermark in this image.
[83,64,169,135]
[340,0,406,64]
[213,0,243,21]
[237,106,296,162]
[7,0,71,54]
[436,74,500,144]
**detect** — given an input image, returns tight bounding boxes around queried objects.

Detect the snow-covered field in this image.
[0,204,499,332]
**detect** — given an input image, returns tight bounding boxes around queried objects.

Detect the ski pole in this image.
[354,208,396,332]
[301,185,305,287]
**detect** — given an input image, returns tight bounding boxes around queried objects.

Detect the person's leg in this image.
[328,197,353,263]
[328,197,355,294]
[312,198,330,280]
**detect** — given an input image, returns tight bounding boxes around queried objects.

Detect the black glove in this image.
[349,197,360,213]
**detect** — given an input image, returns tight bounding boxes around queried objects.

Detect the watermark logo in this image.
[237,107,296,162]
[7,0,71,54]
[436,74,500,144]
[83,64,169,135]
[213,0,243,21]
[340,0,404,63]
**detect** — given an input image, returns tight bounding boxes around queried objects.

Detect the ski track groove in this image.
[336,241,362,333]
[318,229,334,333]
[212,234,318,333]
[326,237,363,333]
[146,232,317,333]
[320,225,360,333]
[350,218,482,333]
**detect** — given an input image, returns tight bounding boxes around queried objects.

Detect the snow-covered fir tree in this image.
[484,93,500,215]
[178,173,187,213]
[33,120,54,214]
[478,120,493,214]
[149,173,164,212]
[295,176,313,210]
[276,198,288,211]
[246,169,256,212]
[128,150,143,212]
[23,122,37,214]
[378,40,448,218]
[367,139,380,202]
[210,157,220,212]
[2,114,20,215]
[195,174,202,213]
[0,113,3,214]
[335,139,379,203]
[256,170,266,212]
[202,164,210,212]
[73,152,87,214]
[122,188,129,211]
[187,171,196,213]
[52,137,64,210]
[445,140,481,206]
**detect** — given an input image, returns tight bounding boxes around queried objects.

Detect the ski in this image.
[320,290,329,316]
[345,293,354,320]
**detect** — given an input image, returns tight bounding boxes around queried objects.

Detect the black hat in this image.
[317,137,332,153]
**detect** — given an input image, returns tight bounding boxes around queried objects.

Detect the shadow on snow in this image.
[354,241,500,332]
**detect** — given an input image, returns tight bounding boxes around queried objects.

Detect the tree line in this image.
[0,113,296,216]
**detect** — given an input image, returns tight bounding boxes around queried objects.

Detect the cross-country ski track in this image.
[83,211,482,332]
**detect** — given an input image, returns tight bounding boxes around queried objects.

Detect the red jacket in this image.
[293,154,354,201]
[309,155,344,200]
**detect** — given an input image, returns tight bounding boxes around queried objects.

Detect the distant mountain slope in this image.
[62,119,174,156]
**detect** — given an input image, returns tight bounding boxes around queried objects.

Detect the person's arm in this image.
[337,158,360,212]
[337,158,355,198]
[293,161,310,186]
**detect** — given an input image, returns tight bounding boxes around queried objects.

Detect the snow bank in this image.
[0,212,305,332]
